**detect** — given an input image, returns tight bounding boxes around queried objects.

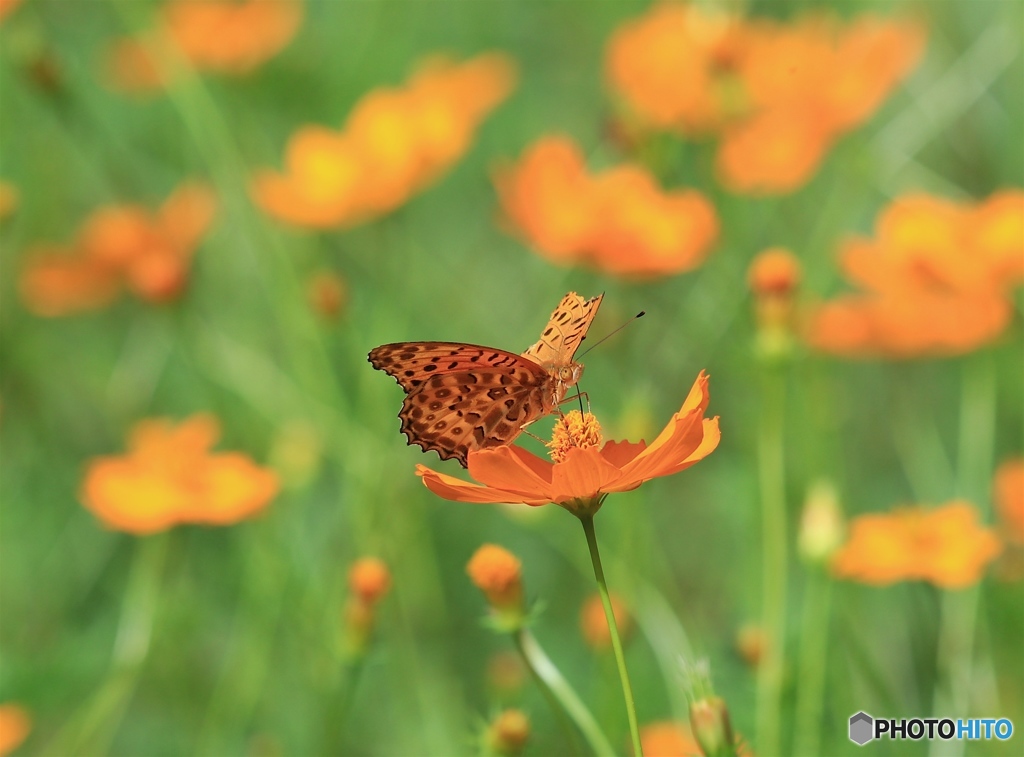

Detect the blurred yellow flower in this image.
[19,182,217,316]
[0,705,30,757]
[253,53,516,229]
[495,136,718,278]
[106,0,303,93]
[831,502,1002,589]
[807,191,1023,357]
[605,3,925,194]
[81,414,279,535]
[580,591,632,651]
[994,458,1024,545]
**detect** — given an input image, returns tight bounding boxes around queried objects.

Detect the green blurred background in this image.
[1,0,1022,755]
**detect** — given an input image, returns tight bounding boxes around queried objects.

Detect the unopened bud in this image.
[467,545,524,627]
[689,696,735,757]
[798,480,844,564]
[487,709,530,756]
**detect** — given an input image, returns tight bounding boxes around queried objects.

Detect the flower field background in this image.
[1,1,1022,755]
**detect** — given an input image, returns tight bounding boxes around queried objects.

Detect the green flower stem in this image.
[512,628,606,756]
[755,368,787,757]
[792,568,833,756]
[580,514,643,757]
[929,353,996,757]
[46,533,170,756]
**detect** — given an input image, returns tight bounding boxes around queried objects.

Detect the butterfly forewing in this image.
[369,292,603,467]
[521,292,604,365]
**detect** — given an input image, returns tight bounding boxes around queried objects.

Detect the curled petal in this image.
[416,464,547,506]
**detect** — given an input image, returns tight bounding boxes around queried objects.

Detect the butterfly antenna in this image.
[577,311,645,359]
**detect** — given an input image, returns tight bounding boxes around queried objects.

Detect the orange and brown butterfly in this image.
[368,292,604,467]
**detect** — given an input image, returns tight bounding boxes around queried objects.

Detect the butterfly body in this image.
[369,293,603,466]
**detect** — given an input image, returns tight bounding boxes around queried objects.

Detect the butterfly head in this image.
[555,362,584,388]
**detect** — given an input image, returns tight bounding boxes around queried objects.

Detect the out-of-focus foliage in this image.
[1,1,1022,756]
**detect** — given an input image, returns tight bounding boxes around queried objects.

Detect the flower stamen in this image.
[547,410,602,463]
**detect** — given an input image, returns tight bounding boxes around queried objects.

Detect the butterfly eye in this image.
[558,366,573,381]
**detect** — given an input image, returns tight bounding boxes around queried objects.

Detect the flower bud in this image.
[689,696,735,757]
[487,709,530,756]
[307,270,347,319]
[735,623,767,668]
[349,558,392,606]
[486,651,526,699]
[467,545,524,626]
[749,247,802,361]
[798,480,844,564]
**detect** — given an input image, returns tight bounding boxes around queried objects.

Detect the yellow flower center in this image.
[547,410,602,463]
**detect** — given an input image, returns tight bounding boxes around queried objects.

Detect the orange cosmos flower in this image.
[994,458,1024,545]
[253,53,516,229]
[418,372,719,516]
[831,501,1002,589]
[81,414,279,535]
[0,705,31,757]
[495,136,718,278]
[807,191,1023,357]
[605,2,745,134]
[638,721,702,757]
[106,0,302,93]
[605,3,924,194]
[20,182,217,316]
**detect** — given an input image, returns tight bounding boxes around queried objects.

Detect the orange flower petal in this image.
[416,464,547,506]
[468,447,554,500]
[550,447,623,503]
[599,439,647,468]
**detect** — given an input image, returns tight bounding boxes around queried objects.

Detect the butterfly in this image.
[368,292,604,467]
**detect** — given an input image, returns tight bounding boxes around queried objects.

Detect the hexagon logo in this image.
[849,711,874,746]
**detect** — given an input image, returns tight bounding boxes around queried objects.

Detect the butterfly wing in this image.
[521,292,604,366]
[369,342,551,466]
[398,368,549,466]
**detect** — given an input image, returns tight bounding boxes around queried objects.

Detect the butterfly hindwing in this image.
[398,369,548,465]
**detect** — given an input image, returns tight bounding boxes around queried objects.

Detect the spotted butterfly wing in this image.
[368,292,603,466]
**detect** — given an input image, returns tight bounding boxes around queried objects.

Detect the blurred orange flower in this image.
[418,372,719,516]
[253,53,516,229]
[81,414,279,535]
[638,721,702,757]
[606,2,744,134]
[0,705,31,757]
[994,458,1024,545]
[605,3,925,194]
[19,182,216,316]
[495,136,718,278]
[831,501,1002,589]
[467,544,523,612]
[0,0,21,24]
[307,270,347,319]
[0,181,18,221]
[807,191,1023,357]
[349,557,392,605]
[106,0,303,93]
[580,592,632,650]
